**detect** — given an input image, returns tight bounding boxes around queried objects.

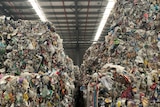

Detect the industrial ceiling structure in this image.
[0,0,115,66]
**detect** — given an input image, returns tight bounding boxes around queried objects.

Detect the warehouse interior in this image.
[0,0,160,107]
[0,0,112,66]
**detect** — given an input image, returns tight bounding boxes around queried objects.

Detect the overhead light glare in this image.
[94,0,116,43]
[28,0,47,22]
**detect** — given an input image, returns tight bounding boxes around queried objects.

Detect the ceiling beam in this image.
[57,34,93,36]
[22,16,100,20]
[62,38,93,41]
[5,5,105,9]
[9,11,103,15]
[0,0,26,2]
[59,28,95,30]
[74,0,81,66]
[63,46,89,50]
[52,21,97,24]
[48,11,103,15]
[45,5,105,9]
[18,16,39,20]
[10,12,36,15]
[50,17,101,20]
[64,46,90,49]
[59,32,93,35]
[0,0,100,2]
[61,36,93,39]
[61,0,71,37]
[57,31,95,33]
[54,25,95,28]
[20,18,99,21]
[63,41,92,44]
[0,13,101,21]
[40,0,101,1]
[54,23,97,26]
[64,49,88,51]
[60,38,93,40]
[48,0,63,36]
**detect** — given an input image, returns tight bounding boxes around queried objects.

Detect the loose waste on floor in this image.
[81,0,160,107]
[0,16,79,107]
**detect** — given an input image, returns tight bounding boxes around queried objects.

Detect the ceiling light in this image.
[94,0,116,42]
[28,0,47,22]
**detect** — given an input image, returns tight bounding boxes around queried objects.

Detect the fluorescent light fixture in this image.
[94,0,116,42]
[28,0,47,22]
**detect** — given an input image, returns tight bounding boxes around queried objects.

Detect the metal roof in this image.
[0,0,111,66]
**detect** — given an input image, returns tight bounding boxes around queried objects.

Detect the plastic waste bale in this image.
[0,16,79,107]
[81,0,160,106]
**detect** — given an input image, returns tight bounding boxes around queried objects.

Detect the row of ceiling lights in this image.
[28,0,47,22]
[28,0,116,42]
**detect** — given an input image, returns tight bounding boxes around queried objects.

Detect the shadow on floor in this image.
[74,81,85,107]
